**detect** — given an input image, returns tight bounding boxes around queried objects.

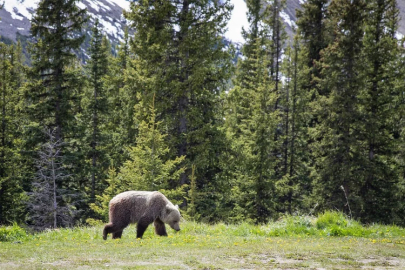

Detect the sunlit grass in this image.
[1,211,405,269]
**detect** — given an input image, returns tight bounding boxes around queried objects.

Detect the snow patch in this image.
[98,1,112,11]
[4,0,40,20]
[396,32,404,40]
[77,2,86,10]
[104,0,130,10]
[86,0,100,12]
[299,0,307,4]
[280,11,296,29]
[91,13,123,38]
[226,0,249,43]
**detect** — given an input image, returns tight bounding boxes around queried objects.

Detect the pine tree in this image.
[225,0,280,223]
[357,0,405,223]
[22,0,87,224]
[90,96,186,222]
[124,0,233,211]
[276,36,312,214]
[82,19,110,202]
[295,0,331,214]
[266,0,286,105]
[103,27,131,167]
[311,0,366,217]
[24,0,87,143]
[296,0,329,93]
[0,42,26,224]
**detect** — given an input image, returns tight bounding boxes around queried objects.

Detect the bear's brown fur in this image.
[103,191,181,240]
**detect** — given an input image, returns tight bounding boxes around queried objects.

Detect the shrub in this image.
[0,223,28,242]
[316,211,348,229]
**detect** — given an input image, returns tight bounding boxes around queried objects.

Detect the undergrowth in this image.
[0,223,28,242]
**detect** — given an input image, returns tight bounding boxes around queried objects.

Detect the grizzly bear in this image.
[103,191,181,240]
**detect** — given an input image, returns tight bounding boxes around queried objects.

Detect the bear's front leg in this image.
[154,218,168,236]
[136,216,154,238]
[112,231,123,239]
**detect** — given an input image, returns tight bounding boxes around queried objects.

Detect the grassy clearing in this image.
[1,212,405,269]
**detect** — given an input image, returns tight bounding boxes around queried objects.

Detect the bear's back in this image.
[109,191,169,223]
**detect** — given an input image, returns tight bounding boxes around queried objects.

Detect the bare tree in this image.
[27,129,76,230]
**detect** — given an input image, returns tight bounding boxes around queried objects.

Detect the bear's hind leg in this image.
[103,223,113,240]
[103,223,128,240]
[154,218,168,236]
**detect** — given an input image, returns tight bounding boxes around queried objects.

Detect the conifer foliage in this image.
[25,0,87,143]
[124,0,233,213]
[310,0,367,216]
[1,0,405,227]
[83,19,110,202]
[0,42,26,224]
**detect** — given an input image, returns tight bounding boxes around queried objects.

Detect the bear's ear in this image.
[174,205,179,210]
[165,204,173,214]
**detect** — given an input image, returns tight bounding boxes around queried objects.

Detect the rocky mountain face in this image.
[0,0,130,62]
[0,0,130,41]
[1,0,404,59]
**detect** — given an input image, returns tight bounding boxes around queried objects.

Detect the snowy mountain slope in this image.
[0,0,130,44]
[1,0,404,54]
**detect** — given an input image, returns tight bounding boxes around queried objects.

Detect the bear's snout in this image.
[170,223,181,231]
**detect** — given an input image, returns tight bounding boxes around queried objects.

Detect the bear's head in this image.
[162,204,181,231]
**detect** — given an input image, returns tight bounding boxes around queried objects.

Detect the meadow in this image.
[1,212,405,269]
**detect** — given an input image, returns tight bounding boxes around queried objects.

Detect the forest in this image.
[1,0,405,230]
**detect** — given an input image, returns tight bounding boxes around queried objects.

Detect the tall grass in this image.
[1,211,404,242]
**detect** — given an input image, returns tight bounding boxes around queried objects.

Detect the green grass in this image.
[1,212,405,269]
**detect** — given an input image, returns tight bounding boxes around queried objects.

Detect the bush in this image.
[0,223,28,242]
[316,211,348,229]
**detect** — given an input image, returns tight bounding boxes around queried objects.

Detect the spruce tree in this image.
[225,0,280,223]
[296,0,329,93]
[90,96,186,221]
[103,28,131,167]
[311,0,366,217]
[27,130,77,230]
[23,0,87,224]
[0,42,26,224]
[276,36,312,214]
[266,0,286,103]
[124,0,233,213]
[82,19,110,202]
[25,0,87,143]
[357,0,404,223]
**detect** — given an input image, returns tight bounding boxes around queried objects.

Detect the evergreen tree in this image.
[24,0,87,144]
[124,0,233,212]
[225,0,280,223]
[82,19,110,201]
[311,0,366,218]
[296,0,329,93]
[0,42,26,224]
[103,27,132,167]
[90,96,185,221]
[266,0,286,104]
[295,0,331,214]
[357,0,405,223]
[276,36,312,214]
[22,0,87,224]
